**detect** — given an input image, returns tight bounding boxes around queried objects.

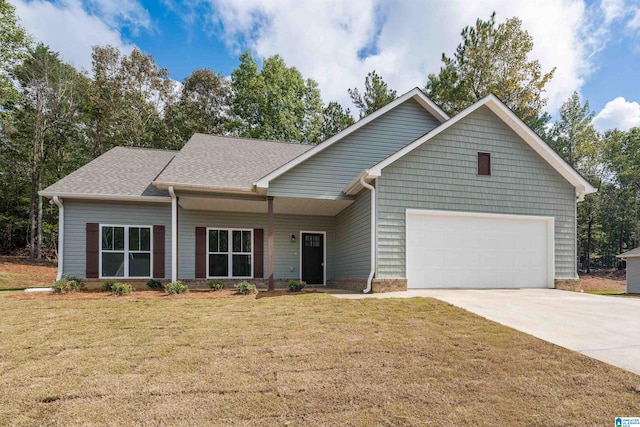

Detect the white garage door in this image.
[406,210,554,289]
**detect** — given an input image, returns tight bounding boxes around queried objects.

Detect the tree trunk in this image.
[37,177,43,260]
[586,217,592,274]
[28,175,37,262]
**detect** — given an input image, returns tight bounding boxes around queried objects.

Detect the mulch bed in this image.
[9,288,320,301]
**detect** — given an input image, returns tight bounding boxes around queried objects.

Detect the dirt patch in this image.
[579,271,626,291]
[0,256,57,289]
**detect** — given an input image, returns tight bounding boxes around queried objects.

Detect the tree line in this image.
[0,3,638,272]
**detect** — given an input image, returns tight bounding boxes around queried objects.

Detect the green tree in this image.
[230,51,323,144]
[120,48,176,149]
[321,101,354,140]
[85,46,176,155]
[424,12,555,127]
[549,92,599,172]
[548,92,603,271]
[348,70,397,118]
[86,45,125,157]
[10,44,84,260]
[605,128,640,191]
[165,68,230,144]
[0,0,31,117]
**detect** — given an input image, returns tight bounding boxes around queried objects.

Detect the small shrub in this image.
[52,278,82,294]
[235,281,257,295]
[208,279,224,290]
[111,282,133,296]
[146,279,162,289]
[288,280,306,292]
[61,274,84,289]
[102,280,116,292]
[165,280,188,294]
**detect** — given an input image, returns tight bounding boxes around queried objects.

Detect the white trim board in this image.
[39,192,171,203]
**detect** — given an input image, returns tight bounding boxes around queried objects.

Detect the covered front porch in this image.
[172,190,367,290]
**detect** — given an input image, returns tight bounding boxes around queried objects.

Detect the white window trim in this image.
[206,228,254,279]
[99,224,153,279]
[299,231,327,286]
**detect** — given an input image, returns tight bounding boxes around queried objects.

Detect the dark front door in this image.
[302,233,324,284]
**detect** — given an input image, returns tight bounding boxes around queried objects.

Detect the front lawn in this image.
[1,291,638,425]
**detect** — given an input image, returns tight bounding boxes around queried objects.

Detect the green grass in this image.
[586,290,626,295]
[1,292,638,426]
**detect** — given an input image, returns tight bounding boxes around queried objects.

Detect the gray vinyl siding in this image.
[178,209,335,280]
[62,200,172,278]
[377,106,577,280]
[335,189,370,278]
[269,99,441,199]
[627,258,640,293]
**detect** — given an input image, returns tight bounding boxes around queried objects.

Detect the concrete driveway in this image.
[328,288,640,376]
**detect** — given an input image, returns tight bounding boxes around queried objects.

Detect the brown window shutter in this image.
[86,223,99,278]
[195,227,206,278]
[478,152,491,176]
[254,229,264,278]
[153,225,165,278]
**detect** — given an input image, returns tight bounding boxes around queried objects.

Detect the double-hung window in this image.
[207,229,252,278]
[100,225,152,278]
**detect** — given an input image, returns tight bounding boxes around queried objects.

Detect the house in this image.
[40,88,596,292]
[617,248,640,293]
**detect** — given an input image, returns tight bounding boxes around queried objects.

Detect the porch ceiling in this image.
[178,195,353,216]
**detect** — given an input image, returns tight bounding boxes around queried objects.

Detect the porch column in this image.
[169,186,178,282]
[267,196,274,291]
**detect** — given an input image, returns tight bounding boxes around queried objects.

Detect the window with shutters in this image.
[207,228,253,278]
[478,152,491,176]
[100,225,152,278]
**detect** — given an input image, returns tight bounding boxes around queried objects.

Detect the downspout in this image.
[52,196,64,280]
[360,176,376,293]
[168,186,178,282]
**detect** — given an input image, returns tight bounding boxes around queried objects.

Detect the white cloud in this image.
[593,97,640,131]
[9,0,142,72]
[84,0,152,34]
[601,0,626,23]
[627,6,640,29]
[200,0,604,114]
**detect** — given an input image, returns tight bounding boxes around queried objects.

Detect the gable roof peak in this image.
[367,92,596,199]
[254,87,448,188]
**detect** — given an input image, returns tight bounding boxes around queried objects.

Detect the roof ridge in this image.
[192,133,313,147]
[111,146,179,153]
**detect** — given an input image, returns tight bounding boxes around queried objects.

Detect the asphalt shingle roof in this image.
[153,134,312,191]
[618,247,640,258]
[41,147,177,198]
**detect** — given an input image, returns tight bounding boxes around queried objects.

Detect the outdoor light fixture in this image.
[291,234,296,243]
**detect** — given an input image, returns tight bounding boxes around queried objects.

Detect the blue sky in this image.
[10,0,640,131]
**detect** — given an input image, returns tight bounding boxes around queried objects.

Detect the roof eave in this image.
[38,191,171,203]
[343,169,379,196]
[152,181,256,195]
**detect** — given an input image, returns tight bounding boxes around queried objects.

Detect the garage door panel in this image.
[407,210,553,289]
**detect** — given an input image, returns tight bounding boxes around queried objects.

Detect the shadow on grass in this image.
[255,289,320,299]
